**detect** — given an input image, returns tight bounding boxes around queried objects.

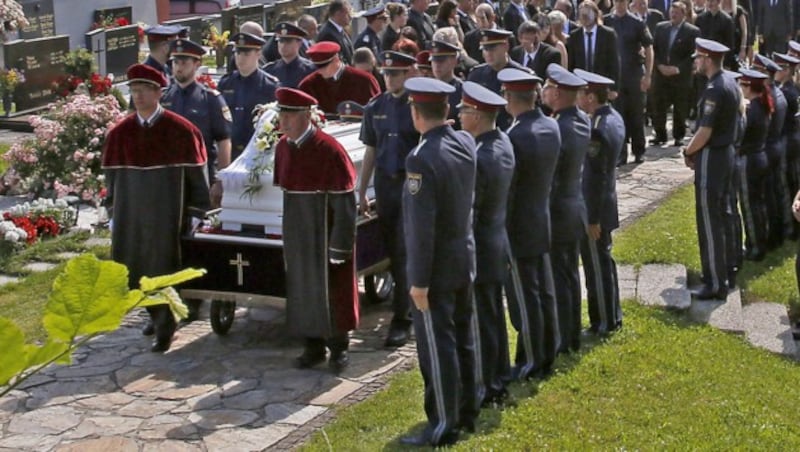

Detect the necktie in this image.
[143,120,149,128]
[527,53,536,70]
[586,31,594,72]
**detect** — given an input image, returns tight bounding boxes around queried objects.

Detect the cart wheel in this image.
[365,271,394,304]
[210,300,236,335]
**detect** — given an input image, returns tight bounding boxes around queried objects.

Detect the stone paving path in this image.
[0,141,698,451]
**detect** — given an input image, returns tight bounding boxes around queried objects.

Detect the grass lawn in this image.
[613,183,800,311]
[303,303,800,450]
[0,231,110,342]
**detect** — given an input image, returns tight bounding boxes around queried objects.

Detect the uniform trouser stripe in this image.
[508,259,536,376]
[469,292,485,405]
[699,149,720,292]
[588,237,608,332]
[422,310,448,443]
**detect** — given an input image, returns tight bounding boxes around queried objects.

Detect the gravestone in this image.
[92,6,133,28]
[2,35,69,112]
[163,16,206,45]
[221,4,265,34]
[18,0,56,40]
[85,24,140,82]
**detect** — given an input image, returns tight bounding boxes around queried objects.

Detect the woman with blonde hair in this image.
[541,12,568,66]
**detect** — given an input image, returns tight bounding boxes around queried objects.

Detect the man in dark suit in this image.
[510,20,562,79]
[566,0,620,90]
[316,0,355,65]
[408,0,436,50]
[694,0,736,68]
[651,0,698,145]
[465,3,500,63]
[498,68,560,380]
[541,64,591,364]
[756,0,793,55]
[503,0,530,35]
[635,0,665,37]
[458,0,479,34]
[354,5,388,61]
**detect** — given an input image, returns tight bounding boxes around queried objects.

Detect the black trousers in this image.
[726,159,743,273]
[786,136,800,239]
[694,145,734,292]
[580,229,621,337]
[412,285,476,444]
[614,79,647,161]
[147,305,176,343]
[374,171,411,330]
[505,253,557,379]
[736,152,769,255]
[652,74,690,141]
[303,335,349,354]
[765,139,794,247]
[471,282,511,404]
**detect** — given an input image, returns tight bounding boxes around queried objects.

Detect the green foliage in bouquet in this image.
[0,254,205,396]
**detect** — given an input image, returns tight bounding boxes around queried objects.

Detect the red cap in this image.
[126,63,167,88]
[307,41,341,66]
[276,87,318,110]
[415,50,432,69]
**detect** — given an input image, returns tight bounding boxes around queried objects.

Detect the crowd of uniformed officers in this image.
[139,0,800,446]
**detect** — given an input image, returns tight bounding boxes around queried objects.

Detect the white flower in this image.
[5,231,19,243]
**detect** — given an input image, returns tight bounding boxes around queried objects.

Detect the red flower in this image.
[115,17,130,27]
[196,74,217,90]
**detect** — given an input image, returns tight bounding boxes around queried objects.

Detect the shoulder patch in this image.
[703,99,716,116]
[222,105,233,122]
[407,172,422,195]
[363,34,370,43]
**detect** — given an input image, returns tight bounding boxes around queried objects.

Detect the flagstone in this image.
[64,416,142,439]
[221,389,273,410]
[263,402,327,425]
[202,423,295,451]
[7,405,82,435]
[141,440,204,452]
[187,409,260,430]
[55,436,138,452]
[117,399,181,418]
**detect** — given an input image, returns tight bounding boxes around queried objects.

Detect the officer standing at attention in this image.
[468,28,531,130]
[430,39,465,128]
[143,25,185,78]
[263,22,316,89]
[400,77,477,447]
[575,68,626,342]
[681,38,740,300]
[457,81,515,407]
[354,5,388,60]
[541,63,590,357]
[218,32,279,161]
[498,68,561,380]
[162,39,232,187]
[358,51,420,348]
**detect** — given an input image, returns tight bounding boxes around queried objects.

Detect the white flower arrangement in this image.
[0,221,27,244]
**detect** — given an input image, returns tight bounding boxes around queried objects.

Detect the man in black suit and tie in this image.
[458,0,479,34]
[503,0,530,35]
[757,0,793,55]
[567,1,620,94]
[510,21,562,79]
[651,0,698,145]
[694,0,736,67]
[408,0,436,50]
[316,0,355,65]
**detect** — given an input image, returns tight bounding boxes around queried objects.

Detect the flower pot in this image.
[2,94,10,116]
[215,49,226,70]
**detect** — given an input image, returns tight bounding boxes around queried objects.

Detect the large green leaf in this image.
[0,318,29,386]
[26,340,71,367]
[139,287,188,322]
[42,254,131,342]
[139,268,206,292]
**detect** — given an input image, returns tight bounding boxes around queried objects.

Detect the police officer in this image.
[468,28,531,130]
[457,81,514,407]
[540,64,590,355]
[724,69,746,290]
[218,32,279,161]
[774,52,800,241]
[143,25,185,78]
[752,54,792,251]
[735,68,771,262]
[575,68,626,342]
[400,77,477,447]
[358,51,420,348]
[681,38,741,299]
[354,5,387,60]
[162,39,232,187]
[431,39,465,128]
[498,68,560,380]
[263,22,316,89]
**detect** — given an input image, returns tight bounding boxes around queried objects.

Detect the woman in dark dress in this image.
[722,0,749,67]
[435,0,464,43]
[383,2,408,55]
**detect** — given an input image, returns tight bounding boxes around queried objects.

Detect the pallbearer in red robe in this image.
[298,41,381,115]
[102,64,211,353]
[272,87,359,373]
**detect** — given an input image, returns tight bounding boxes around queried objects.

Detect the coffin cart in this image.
[180,112,393,334]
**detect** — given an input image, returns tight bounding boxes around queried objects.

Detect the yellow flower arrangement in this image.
[0,68,24,98]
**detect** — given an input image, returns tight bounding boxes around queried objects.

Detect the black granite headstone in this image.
[93,6,133,28]
[221,4,265,34]
[163,17,205,45]
[3,35,69,112]
[18,0,56,40]
[104,25,140,82]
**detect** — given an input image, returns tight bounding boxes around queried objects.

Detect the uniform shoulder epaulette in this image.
[262,60,276,70]
[263,71,280,84]
[206,87,221,96]
[472,62,488,69]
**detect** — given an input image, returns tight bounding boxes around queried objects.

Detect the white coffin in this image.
[216,109,370,235]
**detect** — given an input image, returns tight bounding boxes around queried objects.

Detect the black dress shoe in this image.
[384,328,409,347]
[151,335,173,353]
[399,431,459,447]
[673,138,684,147]
[142,320,155,336]
[649,136,667,145]
[457,419,476,433]
[633,156,645,164]
[329,350,350,373]
[694,286,727,300]
[295,351,326,369]
[727,271,738,290]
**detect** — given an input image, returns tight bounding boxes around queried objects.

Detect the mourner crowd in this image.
[100,0,800,447]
